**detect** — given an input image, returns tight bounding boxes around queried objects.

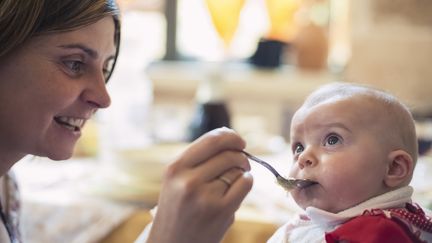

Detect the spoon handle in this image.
[242,151,283,178]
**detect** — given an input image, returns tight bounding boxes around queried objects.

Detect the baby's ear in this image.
[384,150,414,188]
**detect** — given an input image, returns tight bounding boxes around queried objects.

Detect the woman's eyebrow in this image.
[58,43,98,59]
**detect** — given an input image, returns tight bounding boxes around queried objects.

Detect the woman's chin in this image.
[44,149,74,161]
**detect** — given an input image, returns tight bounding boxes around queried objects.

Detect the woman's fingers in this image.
[191,150,250,184]
[208,168,254,206]
[175,127,246,168]
[213,167,246,194]
[223,172,254,209]
[148,128,253,243]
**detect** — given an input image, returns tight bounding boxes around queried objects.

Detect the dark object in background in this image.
[418,138,432,155]
[250,39,287,68]
[414,115,432,156]
[187,102,231,141]
[187,70,231,142]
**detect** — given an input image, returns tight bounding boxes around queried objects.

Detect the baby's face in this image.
[288,97,390,213]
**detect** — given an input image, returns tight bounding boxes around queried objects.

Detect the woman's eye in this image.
[325,135,341,146]
[103,58,115,81]
[103,68,110,80]
[103,66,113,81]
[64,60,83,74]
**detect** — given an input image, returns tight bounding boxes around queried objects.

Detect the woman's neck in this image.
[0,148,24,177]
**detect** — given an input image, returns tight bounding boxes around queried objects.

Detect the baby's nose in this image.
[297,151,317,169]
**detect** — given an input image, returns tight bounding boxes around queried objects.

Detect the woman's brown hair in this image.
[0,0,121,81]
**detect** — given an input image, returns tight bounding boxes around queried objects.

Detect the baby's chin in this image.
[295,197,366,214]
[292,194,352,213]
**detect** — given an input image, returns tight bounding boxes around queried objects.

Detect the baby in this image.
[268,83,432,242]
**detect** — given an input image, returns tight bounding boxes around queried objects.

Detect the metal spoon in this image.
[242,151,316,191]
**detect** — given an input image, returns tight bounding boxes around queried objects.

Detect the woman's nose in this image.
[81,75,111,109]
[297,148,318,169]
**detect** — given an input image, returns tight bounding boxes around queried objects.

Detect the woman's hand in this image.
[147,127,253,243]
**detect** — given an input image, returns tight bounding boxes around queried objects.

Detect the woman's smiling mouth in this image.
[54,116,85,132]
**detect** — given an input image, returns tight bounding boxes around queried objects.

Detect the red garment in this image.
[325,203,432,243]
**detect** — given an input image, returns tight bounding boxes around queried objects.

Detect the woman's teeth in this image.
[55,117,85,131]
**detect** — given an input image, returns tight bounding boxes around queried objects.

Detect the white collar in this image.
[304,186,413,227]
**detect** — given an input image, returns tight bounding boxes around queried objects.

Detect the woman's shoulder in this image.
[0,171,20,211]
[0,170,21,243]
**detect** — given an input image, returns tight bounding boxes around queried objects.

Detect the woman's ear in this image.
[384,150,414,188]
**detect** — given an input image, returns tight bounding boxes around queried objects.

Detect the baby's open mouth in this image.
[298,180,318,189]
[54,116,85,132]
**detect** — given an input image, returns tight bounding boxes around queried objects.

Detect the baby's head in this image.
[288,82,417,213]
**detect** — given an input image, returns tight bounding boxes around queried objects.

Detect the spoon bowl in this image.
[242,151,316,191]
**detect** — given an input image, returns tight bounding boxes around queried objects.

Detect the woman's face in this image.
[0,17,116,162]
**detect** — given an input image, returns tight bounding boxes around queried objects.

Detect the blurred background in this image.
[14,0,432,242]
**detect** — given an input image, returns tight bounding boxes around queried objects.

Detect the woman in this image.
[0,1,253,243]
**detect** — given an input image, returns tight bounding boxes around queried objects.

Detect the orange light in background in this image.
[116,0,162,12]
[205,0,246,48]
[265,0,301,42]
[117,0,134,9]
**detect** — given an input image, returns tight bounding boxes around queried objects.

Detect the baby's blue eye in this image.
[325,135,341,146]
[294,143,304,154]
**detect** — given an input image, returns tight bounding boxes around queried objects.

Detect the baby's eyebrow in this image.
[316,122,352,133]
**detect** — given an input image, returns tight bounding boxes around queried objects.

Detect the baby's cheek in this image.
[289,191,310,210]
[328,181,373,211]
[319,175,361,208]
